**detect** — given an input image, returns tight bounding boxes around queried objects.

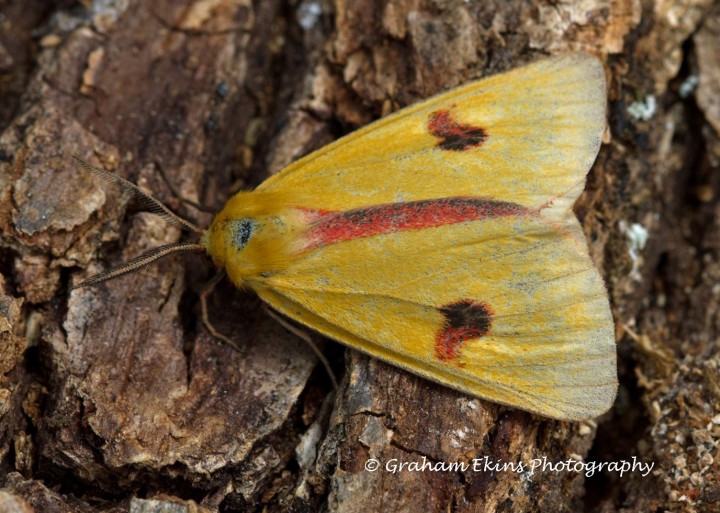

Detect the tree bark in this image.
[1,0,719,512]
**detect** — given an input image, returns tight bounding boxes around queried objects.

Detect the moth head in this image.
[203,191,301,286]
[71,157,298,290]
[202,209,257,273]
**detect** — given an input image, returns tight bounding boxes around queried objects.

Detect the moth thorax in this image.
[228,218,256,251]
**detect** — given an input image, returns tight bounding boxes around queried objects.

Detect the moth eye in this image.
[228,218,256,251]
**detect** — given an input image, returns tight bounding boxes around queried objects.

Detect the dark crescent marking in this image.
[435,299,493,363]
[428,109,488,151]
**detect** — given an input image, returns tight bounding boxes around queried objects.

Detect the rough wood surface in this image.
[1,1,719,512]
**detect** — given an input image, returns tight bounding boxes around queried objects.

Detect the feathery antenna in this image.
[72,242,205,289]
[72,155,202,233]
[71,155,207,289]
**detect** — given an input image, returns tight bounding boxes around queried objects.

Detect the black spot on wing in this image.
[428,110,488,151]
[435,299,493,363]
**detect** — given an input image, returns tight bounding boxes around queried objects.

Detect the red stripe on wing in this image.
[301,197,534,250]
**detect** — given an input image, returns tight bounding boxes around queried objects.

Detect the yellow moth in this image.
[76,53,617,421]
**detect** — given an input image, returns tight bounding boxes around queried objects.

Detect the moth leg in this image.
[153,160,216,214]
[200,270,243,351]
[263,306,339,391]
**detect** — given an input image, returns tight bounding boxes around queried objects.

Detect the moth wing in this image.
[258,53,606,216]
[255,215,617,421]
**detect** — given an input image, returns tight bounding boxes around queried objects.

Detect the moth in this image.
[76,53,617,421]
